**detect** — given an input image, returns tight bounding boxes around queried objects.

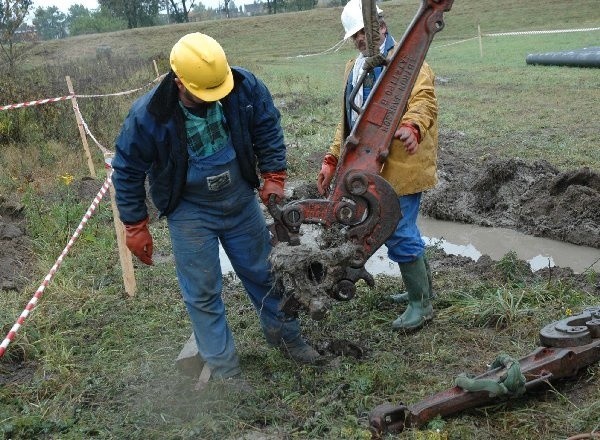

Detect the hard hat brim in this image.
[344,25,363,40]
[186,67,234,102]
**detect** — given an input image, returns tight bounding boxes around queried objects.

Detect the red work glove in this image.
[259,170,286,205]
[316,154,338,196]
[395,123,421,154]
[124,216,153,265]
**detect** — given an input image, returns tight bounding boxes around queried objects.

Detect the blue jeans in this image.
[385,193,425,264]
[167,144,301,378]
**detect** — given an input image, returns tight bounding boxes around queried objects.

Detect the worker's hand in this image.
[124,216,153,265]
[259,170,286,205]
[316,154,338,196]
[395,123,421,154]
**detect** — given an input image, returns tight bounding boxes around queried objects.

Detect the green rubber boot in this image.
[389,255,434,304]
[392,255,434,331]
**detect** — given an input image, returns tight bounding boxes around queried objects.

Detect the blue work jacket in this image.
[112,68,285,224]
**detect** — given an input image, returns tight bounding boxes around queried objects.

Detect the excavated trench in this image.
[1,147,599,307]
[266,146,600,316]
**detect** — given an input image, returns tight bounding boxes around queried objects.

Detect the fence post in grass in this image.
[153,60,160,77]
[65,76,96,178]
[478,24,483,57]
[105,155,137,297]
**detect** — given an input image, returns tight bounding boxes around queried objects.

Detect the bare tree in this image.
[168,0,195,23]
[219,0,229,18]
[265,0,284,14]
[0,0,33,72]
[98,0,160,28]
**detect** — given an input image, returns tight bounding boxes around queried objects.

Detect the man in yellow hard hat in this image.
[112,33,321,388]
[317,0,439,332]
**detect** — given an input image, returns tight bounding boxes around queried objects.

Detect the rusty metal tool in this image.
[268,0,454,319]
[369,306,600,437]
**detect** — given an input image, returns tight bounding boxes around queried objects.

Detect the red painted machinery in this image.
[369,307,600,436]
[269,0,455,319]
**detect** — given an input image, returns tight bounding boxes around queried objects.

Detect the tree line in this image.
[8,0,326,40]
[1,0,333,70]
[30,0,229,40]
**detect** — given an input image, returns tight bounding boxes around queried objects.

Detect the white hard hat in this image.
[341,0,383,40]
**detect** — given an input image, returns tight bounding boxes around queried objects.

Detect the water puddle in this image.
[219,217,599,276]
[418,216,600,274]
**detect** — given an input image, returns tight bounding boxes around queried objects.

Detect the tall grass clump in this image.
[0,55,164,193]
[445,285,531,329]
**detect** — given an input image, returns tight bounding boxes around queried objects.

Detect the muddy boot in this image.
[279,337,323,364]
[392,256,434,331]
[389,256,434,304]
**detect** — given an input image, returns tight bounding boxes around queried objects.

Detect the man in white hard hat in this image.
[317,0,439,332]
[112,33,321,389]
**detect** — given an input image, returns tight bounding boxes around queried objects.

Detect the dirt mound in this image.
[422,147,600,248]
[2,151,599,294]
[0,178,109,293]
[0,196,34,292]
[429,250,599,297]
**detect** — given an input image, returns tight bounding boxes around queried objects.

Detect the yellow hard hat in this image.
[170,33,234,102]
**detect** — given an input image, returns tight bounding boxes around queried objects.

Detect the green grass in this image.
[1,0,599,438]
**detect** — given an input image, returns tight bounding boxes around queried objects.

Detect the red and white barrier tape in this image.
[484,27,600,37]
[432,36,478,49]
[0,73,165,112]
[77,108,113,157]
[0,95,74,111]
[431,27,600,50]
[75,73,166,98]
[287,38,348,58]
[0,167,114,358]
[288,26,598,58]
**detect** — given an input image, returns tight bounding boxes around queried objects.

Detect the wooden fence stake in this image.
[478,24,483,57]
[65,75,96,178]
[65,74,136,296]
[106,156,137,297]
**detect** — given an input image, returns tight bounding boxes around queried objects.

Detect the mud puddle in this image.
[218,217,599,277]
[419,216,600,273]
[2,148,599,292]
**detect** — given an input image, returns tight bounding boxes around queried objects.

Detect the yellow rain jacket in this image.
[328,57,438,196]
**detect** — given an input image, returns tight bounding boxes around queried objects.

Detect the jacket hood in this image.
[147,70,178,123]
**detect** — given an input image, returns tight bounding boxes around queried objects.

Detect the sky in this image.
[31,0,100,14]
[30,0,254,14]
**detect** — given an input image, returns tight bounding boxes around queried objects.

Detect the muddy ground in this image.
[0,196,33,292]
[0,179,103,292]
[1,144,599,294]
[422,140,600,248]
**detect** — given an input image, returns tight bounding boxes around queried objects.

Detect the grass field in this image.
[0,1,599,438]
